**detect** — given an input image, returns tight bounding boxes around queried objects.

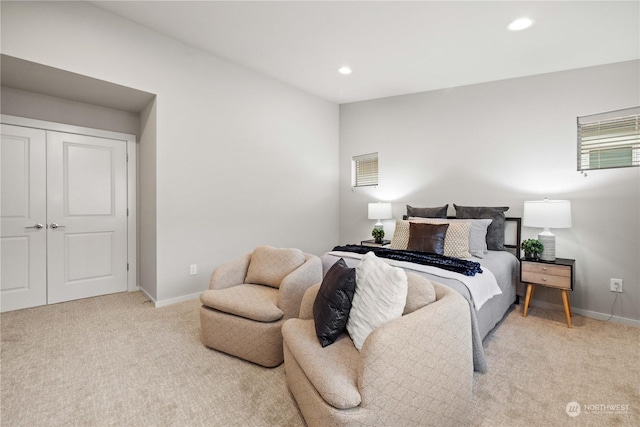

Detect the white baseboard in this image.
[138,287,156,305]
[529,299,640,327]
[146,290,203,308]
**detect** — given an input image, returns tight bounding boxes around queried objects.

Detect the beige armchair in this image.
[282,274,473,426]
[199,246,322,367]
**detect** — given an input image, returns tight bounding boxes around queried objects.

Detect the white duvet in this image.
[326,251,502,310]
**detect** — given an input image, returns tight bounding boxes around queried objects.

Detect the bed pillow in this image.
[409,217,492,258]
[396,219,471,258]
[453,205,509,251]
[346,252,408,351]
[389,219,409,250]
[389,219,411,250]
[411,220,471,258]
[407,222,449,255]
[406,204,448,218]
[313,258,357,347]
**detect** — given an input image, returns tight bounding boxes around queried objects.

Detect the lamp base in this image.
[538,231,556,261]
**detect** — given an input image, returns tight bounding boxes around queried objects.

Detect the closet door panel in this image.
[46,131,128,304]
[0,124,47,312]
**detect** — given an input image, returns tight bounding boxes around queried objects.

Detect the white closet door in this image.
[46,131,128,304]
[0,125,47,312]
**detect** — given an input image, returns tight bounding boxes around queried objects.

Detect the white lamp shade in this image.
[368,202,392,220]
[523,200,572,229]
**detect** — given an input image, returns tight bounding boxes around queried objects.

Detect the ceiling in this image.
[88,1,639,104]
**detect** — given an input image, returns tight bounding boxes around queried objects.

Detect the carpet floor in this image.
[1,291,638,426]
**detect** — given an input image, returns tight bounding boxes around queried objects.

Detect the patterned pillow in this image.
[389,219,411,250]
[391,219,472,258]
[346,252,408,351]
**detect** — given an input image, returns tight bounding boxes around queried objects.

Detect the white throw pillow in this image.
[346,252,408,351]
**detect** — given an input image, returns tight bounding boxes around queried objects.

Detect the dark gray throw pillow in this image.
[454,204,509,251]
[313,258,356,347]
[407,222,449,255]
[406,204,448,218]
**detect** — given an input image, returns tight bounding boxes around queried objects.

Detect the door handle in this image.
[50,223,66,229]
[25,223,44,230]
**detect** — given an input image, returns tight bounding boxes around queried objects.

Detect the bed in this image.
[321,209,521,373]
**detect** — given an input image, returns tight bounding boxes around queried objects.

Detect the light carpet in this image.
[1,291,638,426]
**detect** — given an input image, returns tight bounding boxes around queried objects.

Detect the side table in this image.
[521,257,575,328]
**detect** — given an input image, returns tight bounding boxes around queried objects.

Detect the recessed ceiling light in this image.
[508,17,535,31]
[338,66,352,75]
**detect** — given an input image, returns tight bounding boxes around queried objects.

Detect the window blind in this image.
[578,106,639,171]
[352,152,378,187]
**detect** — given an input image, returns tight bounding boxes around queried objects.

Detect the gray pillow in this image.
[406,204,448,218]
[453,205,509,251]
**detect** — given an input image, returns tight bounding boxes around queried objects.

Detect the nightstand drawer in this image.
[521,271,571,289]
[522,262,571,277]
[521,262,572,289]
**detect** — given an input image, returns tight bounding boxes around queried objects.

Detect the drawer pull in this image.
[542,267,547,271]
[542,277,547,281]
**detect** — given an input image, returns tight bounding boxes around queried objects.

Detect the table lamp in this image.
[523,199,572,261]
[368,202,392,230]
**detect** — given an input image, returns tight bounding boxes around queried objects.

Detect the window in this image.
[352,152,378,187]
[578,106,639,172]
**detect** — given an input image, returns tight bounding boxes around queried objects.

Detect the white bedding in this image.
[326,250,502,310]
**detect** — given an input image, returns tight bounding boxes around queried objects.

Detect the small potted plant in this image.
[521,239,544,260]
[371,228,385,244]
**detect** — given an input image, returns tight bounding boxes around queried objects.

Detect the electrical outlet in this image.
[610,278,623,293]
[190,264,198,275]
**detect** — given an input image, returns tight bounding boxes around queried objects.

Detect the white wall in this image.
[1,1,339,304]
[340,61,640,323]
[138,99,158,300]
[0,86,141,136]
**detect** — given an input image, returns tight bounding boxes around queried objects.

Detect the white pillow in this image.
[346,252,408,350]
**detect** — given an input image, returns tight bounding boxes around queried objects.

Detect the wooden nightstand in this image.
[360,239,390,247]
[521,258,575,328]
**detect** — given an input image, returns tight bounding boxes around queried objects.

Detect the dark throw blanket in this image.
[332,245,483,276]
